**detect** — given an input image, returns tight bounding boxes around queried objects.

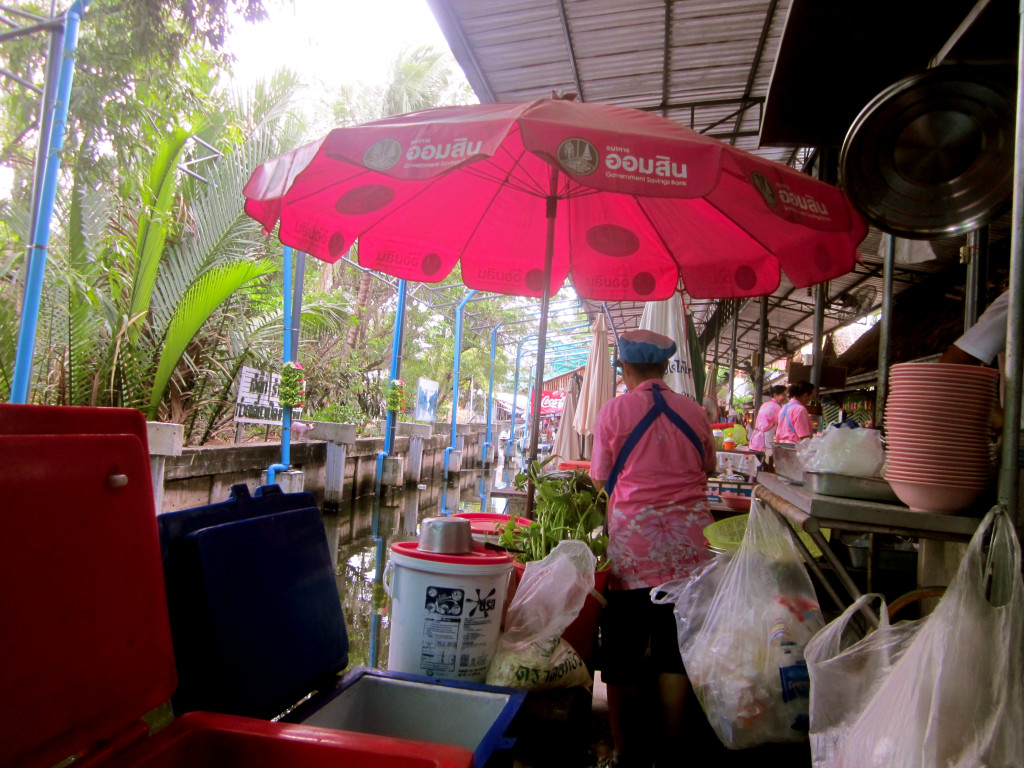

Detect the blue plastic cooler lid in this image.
[171,506,349,719]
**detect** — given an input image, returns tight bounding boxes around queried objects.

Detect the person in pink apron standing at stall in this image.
[589,329,718,768]
[749,383,789,460]
[774,381,817,443]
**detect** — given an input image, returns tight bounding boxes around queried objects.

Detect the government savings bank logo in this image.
[557,138,599,175]
[363,139,403,171]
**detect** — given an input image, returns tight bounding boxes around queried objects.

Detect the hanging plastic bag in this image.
[655,497,825,749]
[486,540,595,691]
[805,594,923,767]
[833,507,1024,768]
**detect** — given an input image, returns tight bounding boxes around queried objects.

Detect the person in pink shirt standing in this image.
[774,381,817,443]
[749,384,789,457]
[590,329,717,768]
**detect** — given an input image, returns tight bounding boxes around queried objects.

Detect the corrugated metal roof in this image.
[428,0,1010,381]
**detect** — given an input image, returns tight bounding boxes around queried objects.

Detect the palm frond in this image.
[147,259,276,418]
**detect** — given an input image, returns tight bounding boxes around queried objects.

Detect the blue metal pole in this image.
[445,289,477,479]
[382,279,408,458]
[483,321,504,464]
[10,1,86,403]
[267,246,293,484]
[508,335,537,456]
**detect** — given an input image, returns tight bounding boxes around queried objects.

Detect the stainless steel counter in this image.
[756,472,982,541]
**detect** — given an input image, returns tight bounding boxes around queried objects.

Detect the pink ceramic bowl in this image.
[887,477,987,513]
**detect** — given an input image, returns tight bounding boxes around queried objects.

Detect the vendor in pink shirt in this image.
[749,383,788,454]
[590,329,717,768]
[774,381,817,443]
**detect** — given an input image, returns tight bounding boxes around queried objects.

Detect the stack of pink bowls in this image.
[884,362,998,513]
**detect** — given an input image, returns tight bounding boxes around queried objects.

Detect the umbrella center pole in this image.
[524,184,560,517]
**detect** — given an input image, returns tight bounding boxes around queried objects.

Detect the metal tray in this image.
[772,443,804,485]
[804,470,900,503]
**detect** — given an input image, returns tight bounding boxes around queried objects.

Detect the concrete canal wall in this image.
[159,425,491,514]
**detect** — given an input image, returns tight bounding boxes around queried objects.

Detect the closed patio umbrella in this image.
[639,293,698,398]
[551,383,582,465]
[573,314,614,457]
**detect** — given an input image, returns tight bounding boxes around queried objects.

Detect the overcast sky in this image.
[228,0,455,91]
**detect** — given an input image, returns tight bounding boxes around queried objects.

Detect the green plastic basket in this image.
[704,513,830,559]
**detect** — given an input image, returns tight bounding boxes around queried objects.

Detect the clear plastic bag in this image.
[803,424,885,478]
[655,497,824,749]
[832,508,1024,768]
[805,594,923,767]
[486,540,595,690]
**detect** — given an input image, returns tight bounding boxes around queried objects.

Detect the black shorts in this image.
[600,587,684,686]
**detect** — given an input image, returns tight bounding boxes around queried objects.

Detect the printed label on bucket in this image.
[417,584,501,679]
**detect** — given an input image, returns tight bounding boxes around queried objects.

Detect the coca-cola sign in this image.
[540,390,568,415]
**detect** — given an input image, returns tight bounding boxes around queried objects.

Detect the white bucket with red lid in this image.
[385,540,513,682]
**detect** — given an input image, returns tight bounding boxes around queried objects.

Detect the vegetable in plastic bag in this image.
[486,540,595,690]
[655,497,825,749]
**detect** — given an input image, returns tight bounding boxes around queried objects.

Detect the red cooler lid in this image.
[451,512,531,535]
[391,540,514,565]
[0,433,175,768]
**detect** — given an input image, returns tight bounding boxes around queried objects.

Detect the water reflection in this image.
[321,465,517,671]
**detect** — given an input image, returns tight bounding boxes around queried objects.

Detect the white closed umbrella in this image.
[640,294,698,398]
[574,314,614,454]
[551,385,582,465]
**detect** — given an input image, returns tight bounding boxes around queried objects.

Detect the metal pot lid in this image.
[840,66,1015,238]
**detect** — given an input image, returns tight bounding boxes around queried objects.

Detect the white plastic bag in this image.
[486,540,595,690]
[804,424,885,478]
[835,507,1024,768]
[805,594,923,767]
[656,497,825,749]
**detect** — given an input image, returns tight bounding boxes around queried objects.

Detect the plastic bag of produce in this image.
[486,540,594,690]
[832,507,1024,768]
[655,497,824,749]
[805,594,922,767]
[803,424,885,478]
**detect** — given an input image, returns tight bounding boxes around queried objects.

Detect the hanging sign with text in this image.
[234,366,301,425]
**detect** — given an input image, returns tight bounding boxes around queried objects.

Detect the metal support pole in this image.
[754,295,769,415]
[525,173,560,517]
[383,279,409,457]
[446,289,477,478]
[875,235,895,430]
[10,3,85,403]
[728,300,739,411]
[289,251,305,360]
[268,246,293,484]
[963,227,989,329]
[997,6,1024,524]
[483,321,503,464]
[812,283,826,386]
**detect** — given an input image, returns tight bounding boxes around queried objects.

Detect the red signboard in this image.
[540,390,567,415]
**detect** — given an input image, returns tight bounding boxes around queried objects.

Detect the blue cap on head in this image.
[617,329,677,364]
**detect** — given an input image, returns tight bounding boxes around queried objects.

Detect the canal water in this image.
[321,462,521,670]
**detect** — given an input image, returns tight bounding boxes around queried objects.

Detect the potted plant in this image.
[497,456,609,567]
[497,456,610,664]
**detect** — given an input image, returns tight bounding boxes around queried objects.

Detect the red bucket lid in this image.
[390,540,514,565]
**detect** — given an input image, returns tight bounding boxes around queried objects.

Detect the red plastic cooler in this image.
[0,421,472,768]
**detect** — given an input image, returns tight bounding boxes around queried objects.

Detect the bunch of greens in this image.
[499,457,609,567]
[386,379,407,412]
